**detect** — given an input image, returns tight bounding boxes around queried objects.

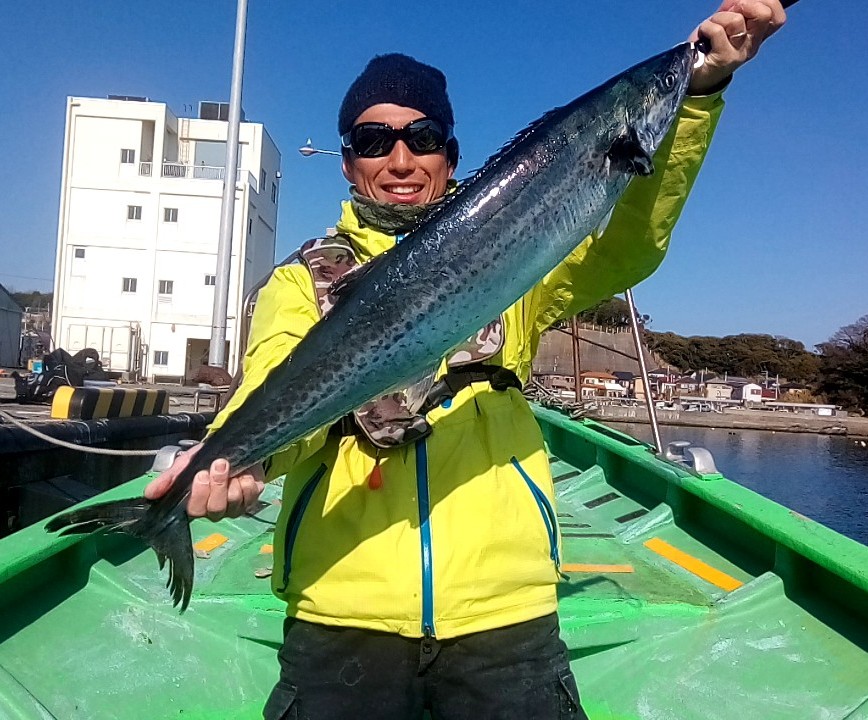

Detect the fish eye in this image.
[658,71,677,92]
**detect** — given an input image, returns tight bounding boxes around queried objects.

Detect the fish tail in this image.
[45,498,194,611]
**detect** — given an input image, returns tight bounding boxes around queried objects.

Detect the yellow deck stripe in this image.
[561,563,634,573]
[644,537,743,591]
[260,544,273,554]
[194,533,229,553]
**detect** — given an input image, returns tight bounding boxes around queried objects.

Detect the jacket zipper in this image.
[277,463,327,592]
[415,439,436,637]
[510,456,561,568]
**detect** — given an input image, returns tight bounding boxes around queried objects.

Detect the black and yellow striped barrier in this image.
[51,387,170,420]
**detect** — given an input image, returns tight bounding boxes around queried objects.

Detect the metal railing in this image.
[138,161,152,176]
[160,163,254,187]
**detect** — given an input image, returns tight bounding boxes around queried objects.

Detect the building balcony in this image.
[157,163,257,191]
[131,162,257,191]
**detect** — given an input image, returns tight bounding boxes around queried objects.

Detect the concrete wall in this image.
[533,326,661,377]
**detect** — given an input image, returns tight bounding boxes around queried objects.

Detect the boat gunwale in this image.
[533,405,868,598]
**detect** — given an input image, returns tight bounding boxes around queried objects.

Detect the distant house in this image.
[675,376,700,395]
[780,382,808,393]
[612,370,635,395]
[647,367,679,400]
[532,372,577,397]
[0,284,23,367]
[580,371,625,398]
[706,379,734,400]
[689,370,717,384]
[734,382,763,404]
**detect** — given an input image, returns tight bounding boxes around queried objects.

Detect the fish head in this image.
[614,42,695,159]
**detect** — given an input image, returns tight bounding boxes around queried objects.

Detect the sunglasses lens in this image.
[351,125,394,157]
[349,119,450,158]
[406,120,446,153]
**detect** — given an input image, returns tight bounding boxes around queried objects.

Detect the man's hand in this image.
[689,0,787,95]
[144,444,266,521]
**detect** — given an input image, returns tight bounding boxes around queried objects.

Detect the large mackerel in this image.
[47,42,696,609]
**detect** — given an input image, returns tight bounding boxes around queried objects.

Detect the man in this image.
[147,2,786,717]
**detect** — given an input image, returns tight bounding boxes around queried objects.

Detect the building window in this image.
[204,274,216,286]
[260,169,266,190]
[163,207,178,223]
[158,280,174,295]
[122,277,137,293]
[247,217,253,235]
[120,148,136,164]
[127,205,142,220]
[153,350,169,366]
[271,181,277,203]
[73,247,86,259]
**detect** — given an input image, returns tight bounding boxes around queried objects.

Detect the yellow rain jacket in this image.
[210,94,724,639]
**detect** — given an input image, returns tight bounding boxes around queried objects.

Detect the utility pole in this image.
[209,0,249,369]
[570,317,582,402]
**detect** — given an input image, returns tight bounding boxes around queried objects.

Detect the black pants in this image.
[263,613,589,720]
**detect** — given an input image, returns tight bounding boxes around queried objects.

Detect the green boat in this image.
[1,406,866,719]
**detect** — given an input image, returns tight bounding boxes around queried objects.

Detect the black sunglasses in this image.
[341,118,453,158]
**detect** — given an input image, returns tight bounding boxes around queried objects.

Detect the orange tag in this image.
[368,462,383,490]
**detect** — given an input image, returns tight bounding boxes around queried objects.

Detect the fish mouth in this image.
[690,41,707,70]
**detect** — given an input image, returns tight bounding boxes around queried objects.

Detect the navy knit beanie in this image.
[339,53,458,166]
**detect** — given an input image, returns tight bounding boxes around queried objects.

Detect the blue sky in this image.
[1,1,864,349]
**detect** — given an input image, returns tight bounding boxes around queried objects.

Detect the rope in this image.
[0,408,160,456]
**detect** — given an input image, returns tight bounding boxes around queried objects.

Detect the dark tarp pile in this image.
[12,348,109,404]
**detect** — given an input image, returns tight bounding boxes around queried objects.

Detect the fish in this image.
[46,42,696,610]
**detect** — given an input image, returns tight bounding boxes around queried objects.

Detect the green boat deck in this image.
[1,406,866,719]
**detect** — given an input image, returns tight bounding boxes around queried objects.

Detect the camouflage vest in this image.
[299,235,505,449]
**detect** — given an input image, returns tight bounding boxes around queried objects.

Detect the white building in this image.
[52,96,281,381]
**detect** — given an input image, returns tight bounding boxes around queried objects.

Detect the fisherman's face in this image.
[342,104,454,206]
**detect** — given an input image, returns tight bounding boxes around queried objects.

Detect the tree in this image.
[816,315,868,413]
[575,296,650,329]
[645,330,820,382]
[10,290,52,311]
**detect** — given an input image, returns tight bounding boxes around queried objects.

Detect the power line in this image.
[0,273,53,283]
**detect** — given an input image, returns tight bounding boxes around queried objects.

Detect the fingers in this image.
[688,0,786,95]
[187,468,214,518]
[205,459,230,521]
[185,459,266,521]
[237,474,266,514]
[695,13,748,56]
[734,0,786,38]
[143,444,201,500]
[713,0,786,44]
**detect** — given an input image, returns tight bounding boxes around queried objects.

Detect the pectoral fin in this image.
[606,127,654,176]
[403,364,440,415]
